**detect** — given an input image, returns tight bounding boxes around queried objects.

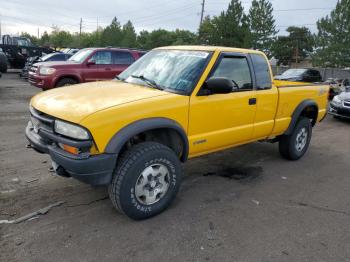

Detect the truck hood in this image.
[338,90,350,101]
[33,61,78,68]
[30,81,170,123]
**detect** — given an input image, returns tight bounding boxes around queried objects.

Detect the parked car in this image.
[0,48,8,73]
[25,46,329,220]
[61,48,80,55]
[328,88,350,119]
[21,52,72,79]
[0,34,54,69]
[326,78,349,100]
[275,68,323,83]
[28,47,145,90]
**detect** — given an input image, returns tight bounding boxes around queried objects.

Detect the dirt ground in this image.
[0,72,350,262]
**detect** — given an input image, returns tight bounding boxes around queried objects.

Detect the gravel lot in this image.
[1,72,350,262]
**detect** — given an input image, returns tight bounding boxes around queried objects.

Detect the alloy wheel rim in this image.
[135,164,170,205]
[295,127,308,152]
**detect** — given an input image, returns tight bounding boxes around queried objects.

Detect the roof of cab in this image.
[155,45,265,55]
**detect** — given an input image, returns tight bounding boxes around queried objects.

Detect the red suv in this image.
[28,48,145,90]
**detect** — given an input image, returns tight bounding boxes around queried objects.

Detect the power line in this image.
[274,7,333,12]
[276,23,317,28]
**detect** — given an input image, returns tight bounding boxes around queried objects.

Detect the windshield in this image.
[119,50,211,94]
[69,49,93,63]
[41,53,57,61]
[281,69,307,78]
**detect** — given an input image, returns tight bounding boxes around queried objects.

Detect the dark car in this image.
[1,34,54,69]
[275,68,323,83]
[21,52,72,79]
[28,47,145,90]
[328,88,350,119]
[0,48,8,73]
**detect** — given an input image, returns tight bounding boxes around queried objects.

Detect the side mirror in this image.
[204,77,236,95]
[87,60,96,66]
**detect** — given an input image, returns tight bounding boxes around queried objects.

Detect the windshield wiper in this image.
[131,75,163,90]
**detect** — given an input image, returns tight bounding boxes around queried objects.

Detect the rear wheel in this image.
[279,117,312,160]
[56,78,77,87]
[108,142,183,220]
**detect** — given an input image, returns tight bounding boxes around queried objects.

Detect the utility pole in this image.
[96,17,99,33]
[37,27,40,39]
[199,0,205,28]
[295,38,299,65]
[79,18,82,37]
[0,14,2,40]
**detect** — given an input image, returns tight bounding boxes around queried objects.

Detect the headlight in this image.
[54,120,89,140]
[332,95,342,106]
[39,67,56,75]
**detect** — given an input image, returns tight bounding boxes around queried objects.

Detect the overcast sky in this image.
[0,0,338,37]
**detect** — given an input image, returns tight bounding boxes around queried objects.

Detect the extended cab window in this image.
[89,51,112,65]
[113,51,134,65]
[251,54,272,90]
[212,56,252,91]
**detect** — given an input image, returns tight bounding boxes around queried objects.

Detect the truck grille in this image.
[29,106,55,133]
[30,65,38,73]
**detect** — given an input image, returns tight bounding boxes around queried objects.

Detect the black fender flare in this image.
[284,99,318,135]
[105,118,189,162]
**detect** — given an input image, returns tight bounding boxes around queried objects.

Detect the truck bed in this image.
[271,80,329,137]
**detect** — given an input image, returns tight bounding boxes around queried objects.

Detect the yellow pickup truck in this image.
[26,46,329,219]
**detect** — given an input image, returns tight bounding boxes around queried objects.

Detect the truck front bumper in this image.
[28,72,56,90]
[26,121,117,186]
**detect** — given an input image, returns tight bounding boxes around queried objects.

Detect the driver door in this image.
[83,51,114,82]
[188,53,257,156]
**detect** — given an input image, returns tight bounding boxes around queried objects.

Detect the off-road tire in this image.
[55,78,77,87]
[279,117,312,160]
[108,142,183,220]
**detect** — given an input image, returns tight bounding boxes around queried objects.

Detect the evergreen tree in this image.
[314,0,350,67]
[198,15,216,45]
[248,0,277,56]
[198,0,251,47]
[101,17,123,47]
[40,32,50,47]
[121,21,137,48]
[271,26,313,65]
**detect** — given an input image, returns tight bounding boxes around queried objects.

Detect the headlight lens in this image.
[332,95,342,105]
[54,120,89,140]
[39,67,56,75]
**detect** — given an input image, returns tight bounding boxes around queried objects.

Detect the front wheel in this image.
[108,142,183,220]
[55,78,77,87]
[279,117,312,160]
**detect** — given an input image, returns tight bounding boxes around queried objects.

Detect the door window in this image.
[212,56,252,91]
[113,51,135,65]
[251,54,272,89]
[89,51,112,65]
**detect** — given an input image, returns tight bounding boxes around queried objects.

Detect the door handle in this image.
[249,98,257,105]
[105,68,112,71]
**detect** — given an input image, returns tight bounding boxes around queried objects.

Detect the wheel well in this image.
[55,75,79,86]
[300,105,318,126]
[119,128,185,161]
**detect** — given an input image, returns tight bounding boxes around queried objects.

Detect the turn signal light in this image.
[62,144,79,155]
